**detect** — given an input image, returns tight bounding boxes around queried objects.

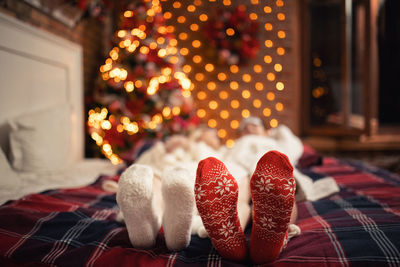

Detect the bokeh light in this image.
[163,0,289,142]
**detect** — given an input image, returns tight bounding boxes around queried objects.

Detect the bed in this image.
[0,13,120,210]
[1,144,399,266]
[1,12,400,267]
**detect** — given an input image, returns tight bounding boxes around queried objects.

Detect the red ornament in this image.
[203,6,260,65]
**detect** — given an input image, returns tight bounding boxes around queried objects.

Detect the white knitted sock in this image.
[116,164,161,249]
[162,167,195,251]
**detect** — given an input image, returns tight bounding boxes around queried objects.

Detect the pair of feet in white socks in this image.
[116,165,195,251]
[116,150,297,264]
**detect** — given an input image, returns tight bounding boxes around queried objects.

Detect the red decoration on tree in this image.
[203,5,260,65]
[87,1,199,164]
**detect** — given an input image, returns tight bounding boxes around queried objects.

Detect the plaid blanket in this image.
[0,156,400,266]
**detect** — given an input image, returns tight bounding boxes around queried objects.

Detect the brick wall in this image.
[162,0,301,144]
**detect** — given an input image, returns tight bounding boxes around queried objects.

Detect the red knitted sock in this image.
[249,150,295,264]
[195,157,248,262]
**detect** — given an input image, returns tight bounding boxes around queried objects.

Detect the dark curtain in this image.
[378,0,400,125]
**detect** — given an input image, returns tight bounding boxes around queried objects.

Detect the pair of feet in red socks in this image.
[195,150,296,264]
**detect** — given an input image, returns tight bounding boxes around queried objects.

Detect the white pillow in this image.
[8,105,71,172]
[0,147,20,189]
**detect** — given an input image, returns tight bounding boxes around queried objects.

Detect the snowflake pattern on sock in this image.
[195,157,248,262]
[250,151,295,264]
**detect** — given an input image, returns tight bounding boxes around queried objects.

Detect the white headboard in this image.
[0,12,84,162]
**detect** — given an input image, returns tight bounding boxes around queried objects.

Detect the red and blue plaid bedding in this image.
[0,155,400,266]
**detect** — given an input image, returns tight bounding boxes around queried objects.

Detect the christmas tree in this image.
[87,0,199,164]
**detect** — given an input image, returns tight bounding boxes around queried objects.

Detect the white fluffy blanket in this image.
[136,125,339,202]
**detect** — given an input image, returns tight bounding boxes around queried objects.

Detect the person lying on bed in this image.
[196,117,339,264]
[114,126,229,253]
[114,127,242,249]
[194,118,303,263]
[114,120,308,262]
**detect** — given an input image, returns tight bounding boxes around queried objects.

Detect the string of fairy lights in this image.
[162,0,288,147]
[88,0,288,164]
